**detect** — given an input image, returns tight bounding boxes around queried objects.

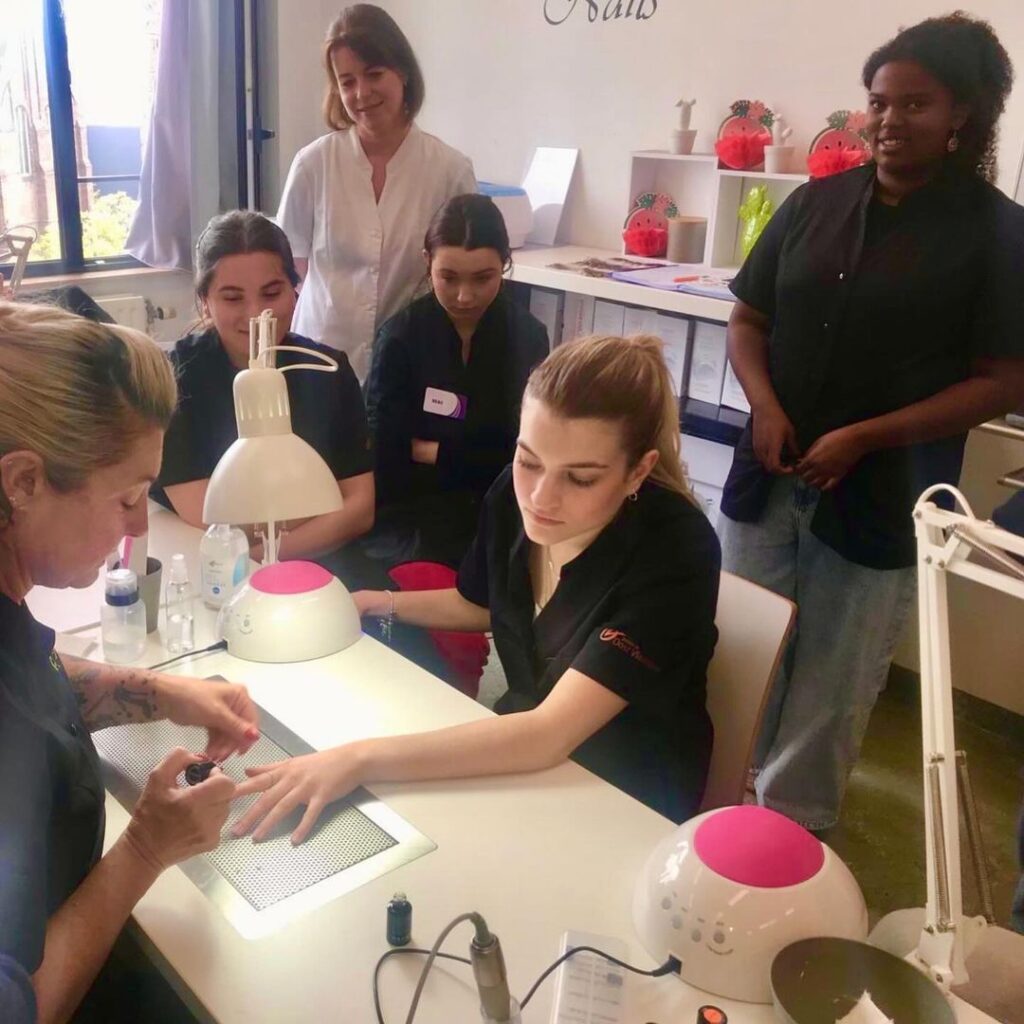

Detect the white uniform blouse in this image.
[277,124,476,380]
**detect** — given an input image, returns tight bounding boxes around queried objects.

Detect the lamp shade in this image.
[202,365,343,525]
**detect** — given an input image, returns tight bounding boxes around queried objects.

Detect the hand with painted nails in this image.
[124,747,237,872]
[230,746,364,845]
[156,674,260,762]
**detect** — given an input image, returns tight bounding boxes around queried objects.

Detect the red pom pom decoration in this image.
[715,132,770,171]
[806,147,870,179]
[622,226,668,258]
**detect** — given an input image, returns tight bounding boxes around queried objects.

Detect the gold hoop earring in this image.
[947,129,960,153]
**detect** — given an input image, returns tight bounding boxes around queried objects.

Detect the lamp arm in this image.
[911,487,1024,990]
[257,345,339,375]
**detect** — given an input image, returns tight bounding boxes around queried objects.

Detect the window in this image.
[0,0,161,275]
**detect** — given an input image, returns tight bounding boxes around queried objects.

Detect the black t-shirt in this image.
[457,468,720,822]
[725,162,1024,569]
[365,291,549,509]
[152,329,373,506]
[0,594,105,977]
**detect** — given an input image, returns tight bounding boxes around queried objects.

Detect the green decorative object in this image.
[738,185,774,260]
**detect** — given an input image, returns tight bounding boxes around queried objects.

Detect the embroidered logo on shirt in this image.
[599,629,659,671]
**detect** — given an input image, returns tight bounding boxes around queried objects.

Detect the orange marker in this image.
[673,275,701,283]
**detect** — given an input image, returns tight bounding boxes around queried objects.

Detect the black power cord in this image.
[146,639,227,673]
[520,946,680,1009]
[371,932,679,1023]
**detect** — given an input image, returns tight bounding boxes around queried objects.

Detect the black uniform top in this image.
[725,162,1024,569]
[152,328,373,507]
[0,954,35,1024]
[365,291,549,508]
[0,594,105,978]
[457,468,720,822]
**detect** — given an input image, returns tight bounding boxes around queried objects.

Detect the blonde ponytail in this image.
[525,334,697,504]
[0,301,177,524]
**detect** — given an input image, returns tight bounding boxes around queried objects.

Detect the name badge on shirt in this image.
[423,387,467,420]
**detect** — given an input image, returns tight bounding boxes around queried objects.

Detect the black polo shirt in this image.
[365,291,549,508]
[724,162,1024,569]
[152,328,373,506]
[0,594,105,978]
[457,468,719,822]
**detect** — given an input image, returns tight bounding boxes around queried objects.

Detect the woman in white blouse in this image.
[277,4,476,380]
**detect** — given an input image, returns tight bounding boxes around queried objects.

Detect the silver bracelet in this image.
[381,589,396,646]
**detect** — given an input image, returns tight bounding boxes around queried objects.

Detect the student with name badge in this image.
[232,336,720,839]
[364,193,550,571]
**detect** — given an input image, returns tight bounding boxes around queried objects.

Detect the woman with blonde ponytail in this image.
[233,335,721,842]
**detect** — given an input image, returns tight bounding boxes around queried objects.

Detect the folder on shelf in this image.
[610,263,735,301]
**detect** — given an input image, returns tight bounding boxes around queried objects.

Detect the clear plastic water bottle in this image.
[101,568,146,663]
[165,553,195,655]
[199,524,250,608]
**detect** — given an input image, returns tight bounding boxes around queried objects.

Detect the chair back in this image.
[700,570,796,812]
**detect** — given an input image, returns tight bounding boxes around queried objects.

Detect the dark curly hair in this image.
[862,12,1014,182]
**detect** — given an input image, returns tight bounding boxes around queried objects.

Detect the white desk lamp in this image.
[871,484,1024,991]
[203,310,362,662]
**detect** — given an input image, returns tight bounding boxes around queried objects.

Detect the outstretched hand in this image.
[231,746,363,845]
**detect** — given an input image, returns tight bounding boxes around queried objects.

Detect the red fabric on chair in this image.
[387,561,489,699]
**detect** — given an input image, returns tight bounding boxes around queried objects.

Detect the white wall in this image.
[260,0,344,211]
[336,0,1024,250]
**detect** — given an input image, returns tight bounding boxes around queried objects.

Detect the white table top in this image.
[31,511,996,1023]
[510,244,736,322]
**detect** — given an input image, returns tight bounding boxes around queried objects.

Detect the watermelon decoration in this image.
[622,191,677,256]
[715,99,774,170]
[807,109,871,178]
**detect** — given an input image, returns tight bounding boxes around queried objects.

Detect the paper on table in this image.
[523,147,579,245]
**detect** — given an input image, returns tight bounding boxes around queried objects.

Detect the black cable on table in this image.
[372,938,679,1022]
[519,947,680,1010]
[146,639,227,673]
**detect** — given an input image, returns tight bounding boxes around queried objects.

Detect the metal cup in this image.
[137,556,162,633]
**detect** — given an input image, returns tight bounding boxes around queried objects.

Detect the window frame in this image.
[5,0,259,282]
[24,0,143,276]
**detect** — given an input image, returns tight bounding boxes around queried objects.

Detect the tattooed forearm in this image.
[60,656,165,732]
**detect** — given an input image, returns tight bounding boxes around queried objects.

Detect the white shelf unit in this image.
[627,150,808,268]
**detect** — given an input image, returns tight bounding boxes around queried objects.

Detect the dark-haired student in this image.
[364,193,549,569]
[153,210,375,569]
[721,13,1024,832]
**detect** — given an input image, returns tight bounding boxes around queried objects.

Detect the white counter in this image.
[510,244,735,322]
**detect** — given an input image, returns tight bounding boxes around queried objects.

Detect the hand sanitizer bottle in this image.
[200,524,250,608]
[165,553,195,655]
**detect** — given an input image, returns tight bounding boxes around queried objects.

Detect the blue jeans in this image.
[719,476,917,830]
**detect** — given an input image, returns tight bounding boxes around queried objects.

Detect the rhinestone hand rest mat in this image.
[93,696,435,938]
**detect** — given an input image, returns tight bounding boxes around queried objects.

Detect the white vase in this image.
[670,128,697,155]
[764,145,795,174]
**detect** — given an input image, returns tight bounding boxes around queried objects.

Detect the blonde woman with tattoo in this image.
[0,302,259,1023]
